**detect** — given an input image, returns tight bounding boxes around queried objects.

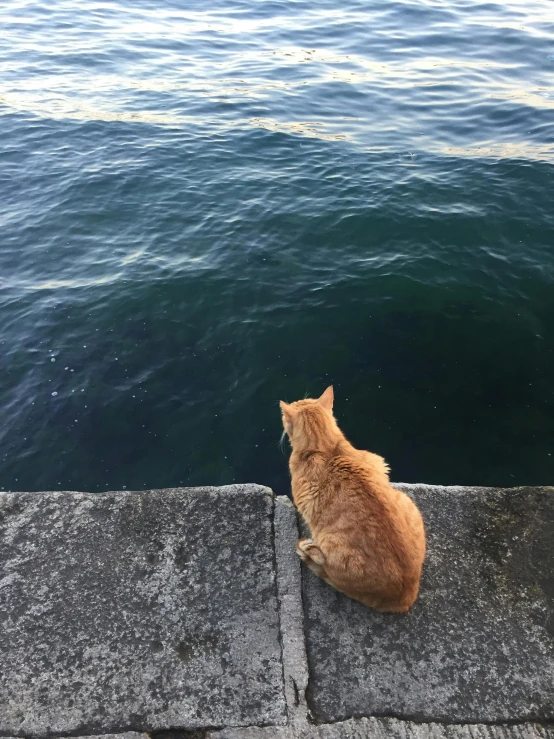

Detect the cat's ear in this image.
[280,400,294,422]
[318,385,334,411]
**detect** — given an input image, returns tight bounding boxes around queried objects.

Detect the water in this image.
[1,0,553,494]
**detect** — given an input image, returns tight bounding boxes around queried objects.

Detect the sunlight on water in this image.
[1,0,552,158]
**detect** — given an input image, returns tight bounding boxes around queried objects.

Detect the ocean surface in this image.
[1,0,553,494]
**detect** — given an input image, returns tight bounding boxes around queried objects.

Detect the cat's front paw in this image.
[296,538,326,565]
[296,537,314,561]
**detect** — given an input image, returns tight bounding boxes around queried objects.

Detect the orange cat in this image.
[280,386,426,613]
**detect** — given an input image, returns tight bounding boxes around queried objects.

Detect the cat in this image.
[280,386,426,613]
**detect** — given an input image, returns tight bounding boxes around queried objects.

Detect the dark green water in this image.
[1,0,553,494]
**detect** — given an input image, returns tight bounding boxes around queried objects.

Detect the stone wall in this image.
[0,484,553,738]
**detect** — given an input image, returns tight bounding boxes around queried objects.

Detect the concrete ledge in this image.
[0,486,285,734]
[303,484,554,724]
[0,484,553,738]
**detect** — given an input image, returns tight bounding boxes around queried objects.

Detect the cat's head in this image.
[279,386,336,449]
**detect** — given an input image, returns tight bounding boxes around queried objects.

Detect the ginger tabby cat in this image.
[280,386,426,613]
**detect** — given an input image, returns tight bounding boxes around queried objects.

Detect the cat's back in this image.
[317,445,425,556]
[319,443,391,501]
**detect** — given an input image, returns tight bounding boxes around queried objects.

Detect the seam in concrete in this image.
[4,715,554,739]
[149,732,207,736]
[273,497,311,735]
[293,515,315,728]
[297,556,314,728]
[270,494,289,730]
[0,727,219,739]
[0,718,292,739]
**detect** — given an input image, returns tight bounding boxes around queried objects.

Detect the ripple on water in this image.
[0,0,553,492]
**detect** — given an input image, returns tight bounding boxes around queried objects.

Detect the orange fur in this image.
[280,386,426,613]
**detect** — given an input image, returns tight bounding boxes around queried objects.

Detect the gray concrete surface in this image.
[0,485,285,735]
[302,484,554,724]
[210,719,554,739]
[7,724,553,739]
[301,721,554,739]
[1,483,553,738]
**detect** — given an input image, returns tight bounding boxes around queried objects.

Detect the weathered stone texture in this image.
[0,485,285,736]
[1,483,553,738]
[210,719,554,739]
[307,719,554,739]
[302,485,554,724]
